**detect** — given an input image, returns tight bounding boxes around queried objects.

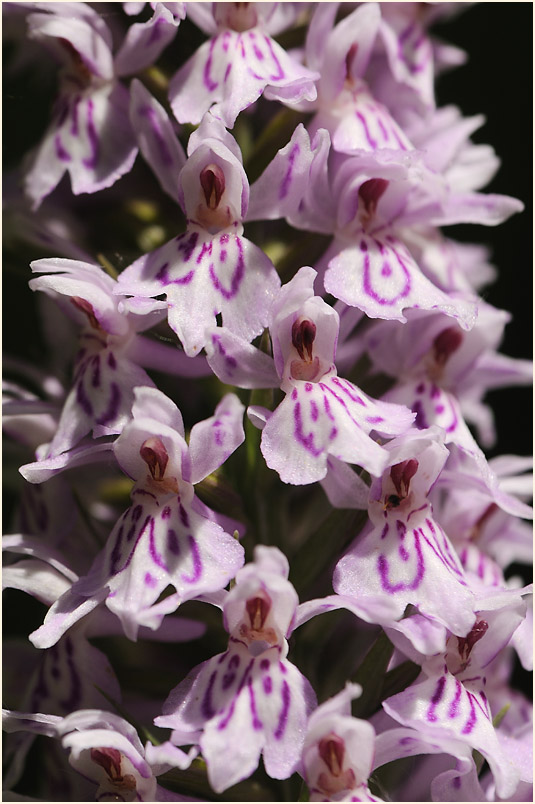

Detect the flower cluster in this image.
[3,3,532,802]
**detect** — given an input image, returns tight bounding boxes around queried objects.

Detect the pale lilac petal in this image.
[78,498,243,641]
[247,124,315,221]
[19,442,114,485]
[260,382,389,484]
[2,535,78,584]
[431,192,524,227]
[324,234,477,329]
[294,593,402,633]
[205,327,279,388]
[27,11,113,79]
[383,673,521,799]
[116,232,279,357]
[129,79,186,203]
[115,3,180,76]
[169,31,318,129]
[379,11,435,109]
[320,456,371,510]
[2,559,72,607]
[304,2,338,72]
[144,740,198,773]
[2,710,62,737]
[129,335,212,378]
[188,393,245,484]
[29,586,108,649]
[335,513,476,637]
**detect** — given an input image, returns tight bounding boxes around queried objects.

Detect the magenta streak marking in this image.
[203,38,219,91]
[310,400,319,421]
[111,514,151,575]
[223,62,232,83]
[181,535,202,583]
[107,351,116,369]
[197,240,212,265]
[274,679,290,739]
[448,679,463,718]
[406,503,428,523]
[76,379,93,416]
[209,237,244,299]
[248,677,263,730]
[279,143,300,200]
[55,133,71,162]
[91,355,101,388]
[179,504,189,527]
[412,399,428,429]
[377,114,389,141]
[201,670,218,718]
[331,377,366,406]
[293,401,323,457]
[320,383,367,436]
[263,676,272,694]
[82,98,99,169]
[427,675,446,721]
[362,245,411,306]
[378,529,424,592]
[419,529,466,582]
[356,110,377,149]
[381,523,389,540]
[149,519,169,571]
[217,659,254,730]
[264,34,285,80]
[139,105,173,166]
[462,691,478,734]
[95,382,121,426]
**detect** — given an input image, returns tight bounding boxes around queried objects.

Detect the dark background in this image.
[433,3,533,459]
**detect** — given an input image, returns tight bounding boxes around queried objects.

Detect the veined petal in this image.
[383,673,521,800]
[188,393,245,484]
[324,234,477,330]
[27,11,114,79]
[129,79,186,203]
[116,232,279,356]
[260,378,413,485]
[169,30,318,128]
[205,327,280,388]
[25,83,137,207]
[115,3,180,77]
[334,513,476,637]
[247,124,316,221]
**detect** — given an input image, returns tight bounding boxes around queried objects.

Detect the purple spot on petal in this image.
[145,572,157,587]
[263,676,272,694]
[260,658,269,670]
[107,351,117,369]
[162,506,171,520]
